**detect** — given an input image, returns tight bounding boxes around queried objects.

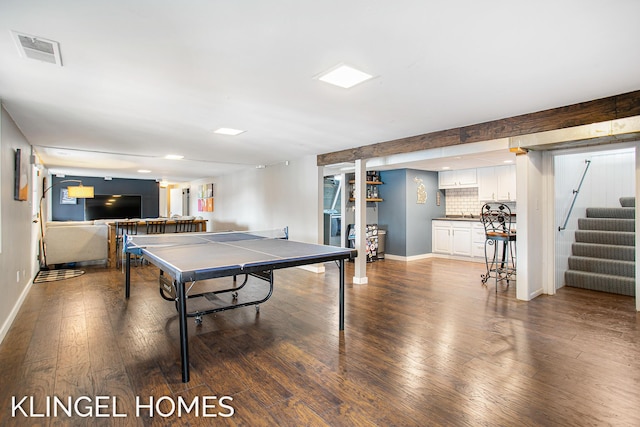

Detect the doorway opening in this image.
[553,145,636,299]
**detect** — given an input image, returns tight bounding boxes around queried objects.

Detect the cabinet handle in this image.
[492,192,495,200]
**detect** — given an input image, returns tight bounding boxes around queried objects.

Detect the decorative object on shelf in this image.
[414,177,427,204]
[197,183,215,212]
[348,171,384,202]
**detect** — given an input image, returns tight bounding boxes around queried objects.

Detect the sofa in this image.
[44,221,109,267]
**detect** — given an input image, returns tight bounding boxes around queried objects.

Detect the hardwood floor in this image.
[0,258,638,426]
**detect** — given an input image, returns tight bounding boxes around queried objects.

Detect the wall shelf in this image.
[350,198,383,202]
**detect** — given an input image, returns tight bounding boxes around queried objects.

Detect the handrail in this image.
[558,159,591,231]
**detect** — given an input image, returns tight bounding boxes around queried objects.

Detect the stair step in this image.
[586,207,635,219]
[568,256,635,277]
[572,242,635,261]
[574,230,635,246]
[578,218,635,232]
[565,270,635,296]
[619,197,635,208]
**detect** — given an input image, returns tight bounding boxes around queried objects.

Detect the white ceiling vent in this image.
[11,31,62,66]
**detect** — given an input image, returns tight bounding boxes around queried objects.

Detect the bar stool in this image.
[174,218,196,233]
[145,219,167,234]
[115,220,138,269]
[480,203,516,292]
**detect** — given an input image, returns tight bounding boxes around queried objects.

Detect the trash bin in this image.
[377,229,386,259]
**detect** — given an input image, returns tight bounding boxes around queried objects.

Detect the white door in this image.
[169,188,183,216]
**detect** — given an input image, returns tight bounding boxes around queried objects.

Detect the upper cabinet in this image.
[438,168,477,189]
[478,165,516,201]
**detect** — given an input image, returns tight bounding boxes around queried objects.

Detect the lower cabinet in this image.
[451,223,472,256]
[433,221,473,257]
[432,220,488,262]
[433,222,453,254]
[472,223,486,258]
[433,219,516,261]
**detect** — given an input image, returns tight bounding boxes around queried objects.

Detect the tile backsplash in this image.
[444,188,516,216]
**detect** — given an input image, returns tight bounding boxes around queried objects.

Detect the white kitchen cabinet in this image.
[433,221,453,254]
[477,165,516,201]
[496,165,516,201]
[432,220,472,256]
[451,223,472,256]
[438,168,477,189]
[438,171,457,188]
[477,167,497,201]
[433,219,514,262]
[472,223,487,258]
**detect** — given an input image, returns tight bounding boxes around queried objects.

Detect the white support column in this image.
[516,151,544,301]
[541,151,556,295]
[353,159,368,284]
[340,172,347,248]
[634,145,640,311]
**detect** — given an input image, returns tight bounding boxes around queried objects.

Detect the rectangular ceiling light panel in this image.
[11,31,62,66]
[318,64,374,89]
[214,128,245,136]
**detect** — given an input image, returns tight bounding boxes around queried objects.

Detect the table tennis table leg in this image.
[339,259,345,331]
[176,280,190,382]
[125,252,131,299]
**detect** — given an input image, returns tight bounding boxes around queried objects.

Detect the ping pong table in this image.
[123,227,356,382]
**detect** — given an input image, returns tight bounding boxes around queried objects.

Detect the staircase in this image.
[565,197,636,296]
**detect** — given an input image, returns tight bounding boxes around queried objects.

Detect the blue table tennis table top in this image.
[125,230,356,283]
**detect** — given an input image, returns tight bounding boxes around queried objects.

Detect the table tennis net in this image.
[124,227,288,249]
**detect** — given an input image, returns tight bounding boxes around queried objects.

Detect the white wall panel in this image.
[188,155,321,244]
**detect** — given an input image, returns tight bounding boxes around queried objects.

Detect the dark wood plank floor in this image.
[1,258,638,426]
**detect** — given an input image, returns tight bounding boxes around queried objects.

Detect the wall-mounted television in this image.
[85,195,142,220]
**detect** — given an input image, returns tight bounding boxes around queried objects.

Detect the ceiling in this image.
[1,1,639,183]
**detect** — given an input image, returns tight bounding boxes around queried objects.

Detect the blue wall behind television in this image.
[51,176,159,221]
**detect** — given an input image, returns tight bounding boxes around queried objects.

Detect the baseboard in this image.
[384,253,435,262]
[0,277,34,345]
[383,253,485,263]
[430,253,486,263]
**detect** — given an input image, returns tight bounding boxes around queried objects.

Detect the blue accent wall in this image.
[51,175,159,221]
[378,170,407,256]
[405,169,444,256]
[379,169,444,257]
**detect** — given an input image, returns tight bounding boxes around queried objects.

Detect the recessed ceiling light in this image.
[503,160,514,164]
[214,128,245,136]
[441,166,451,170]
[138,169,151,174]
[165,154,184,160]
[317,64,374,89]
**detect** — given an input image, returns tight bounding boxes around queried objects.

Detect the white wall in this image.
[187,155,322,244]
[0,105,38,344]
[554,147,636,289]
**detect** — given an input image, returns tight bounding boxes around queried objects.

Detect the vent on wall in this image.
[11,31,62,66]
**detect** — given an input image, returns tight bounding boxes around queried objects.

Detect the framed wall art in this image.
[14,148,29,201]
[197,183,215,212]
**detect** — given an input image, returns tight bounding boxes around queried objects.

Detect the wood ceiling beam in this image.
[317,89,640,166]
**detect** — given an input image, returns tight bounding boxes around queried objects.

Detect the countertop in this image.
[433,215,516,222]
